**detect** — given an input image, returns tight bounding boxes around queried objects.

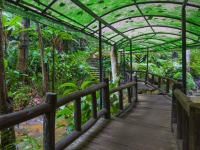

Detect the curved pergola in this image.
[1,0,199,51]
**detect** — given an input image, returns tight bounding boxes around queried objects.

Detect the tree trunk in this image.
[56,36,63,54]
[37,23,48,95]
[17,17,30,84]
[0,9,16,150]
[110,45,119,84]
[66,40,70,53]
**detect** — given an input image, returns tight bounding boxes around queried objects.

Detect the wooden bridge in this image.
[0,71,200,150]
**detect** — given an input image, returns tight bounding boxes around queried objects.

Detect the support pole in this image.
[99,21,103,109]
[130,41,132,82]
[145,49,149,84]
[130,41,133,97]
[182,0,187,94]
[123,49,126,83]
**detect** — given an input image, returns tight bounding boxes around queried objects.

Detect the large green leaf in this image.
[59,82,78,90]
[7,16,21,26]
[56,108,71,116]
[11,28,33,36]
[81,81,93,90]
[2,14,7,27]
[4,60,8,69]
[62,88,75,96]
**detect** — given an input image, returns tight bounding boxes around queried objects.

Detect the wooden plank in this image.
[65,94,178,150]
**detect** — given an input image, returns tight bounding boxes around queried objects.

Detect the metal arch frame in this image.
[5,0,114,45]
[125,39,182,51]
[71,0,130,40]
[32,0,116,43]
[116,25,200,45]
[121,38,191,51]
[119,25,199,39]
[118,42,200,54]
[132,38,179,47]
[98,15,200,39]
[133,0,156,34]
[83,1,200,30]
[133,39,182,51]
[131,38,178,46]
[119,32,199,47]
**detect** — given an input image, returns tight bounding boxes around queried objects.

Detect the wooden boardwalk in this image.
[66,94,178,150]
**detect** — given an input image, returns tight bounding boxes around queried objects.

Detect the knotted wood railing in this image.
[0,77,137,150]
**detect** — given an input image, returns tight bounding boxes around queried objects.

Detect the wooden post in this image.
[135,74,138,102]
[171,83,181,131]
[177,100,183,139]
[103,78,110,119]
[74,97,81,131]
[166,79,170,93]
[91,92,97,119]
[119,90,123,110]
[189,104,200,150]
[110,71,112,81]
[128,87,131,103]
[182,109,189,150]
[158,77,161,88]
[145,70,148,84]
[43,93,57,150]
[151,75,154,85]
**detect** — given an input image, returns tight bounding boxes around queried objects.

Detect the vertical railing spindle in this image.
[74,97,81,131]
[177,100,183,139]
[166,79,170,93]
[128,87,131,103]
[158,77,161,88]
[151,75,154,85]
[189,103,200,150]
[103,78,110,119]
[119,90,123,110]
[44,93,57,150]
[182,109,189,150]
[91,92,97,119]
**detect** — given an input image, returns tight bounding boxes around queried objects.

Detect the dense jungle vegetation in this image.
[0,12,199,149]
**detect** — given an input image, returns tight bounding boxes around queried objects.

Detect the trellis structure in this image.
[0,0,199,93]
[0,1,200,149]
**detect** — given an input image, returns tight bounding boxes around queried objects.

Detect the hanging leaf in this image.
[59,82,78,90]
[7,16,21,26]
[2,14,7,27]
[81,81,93,90]
[62,88,75,96]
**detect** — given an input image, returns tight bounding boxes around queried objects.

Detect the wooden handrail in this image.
[57,82,107,108]
[0,103,51,130]
[0,77,137,150]
[174,89,193,115]
[133,70,178,84]
[172,87,200,150]
[109,81,136,94]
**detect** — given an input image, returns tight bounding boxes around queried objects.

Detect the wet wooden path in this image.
[66,94,178,150]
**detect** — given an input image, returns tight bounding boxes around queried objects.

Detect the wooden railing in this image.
[132,70,181,97]
[0,77,137,150]
[172,88,200,150]
[133,70,200,150]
